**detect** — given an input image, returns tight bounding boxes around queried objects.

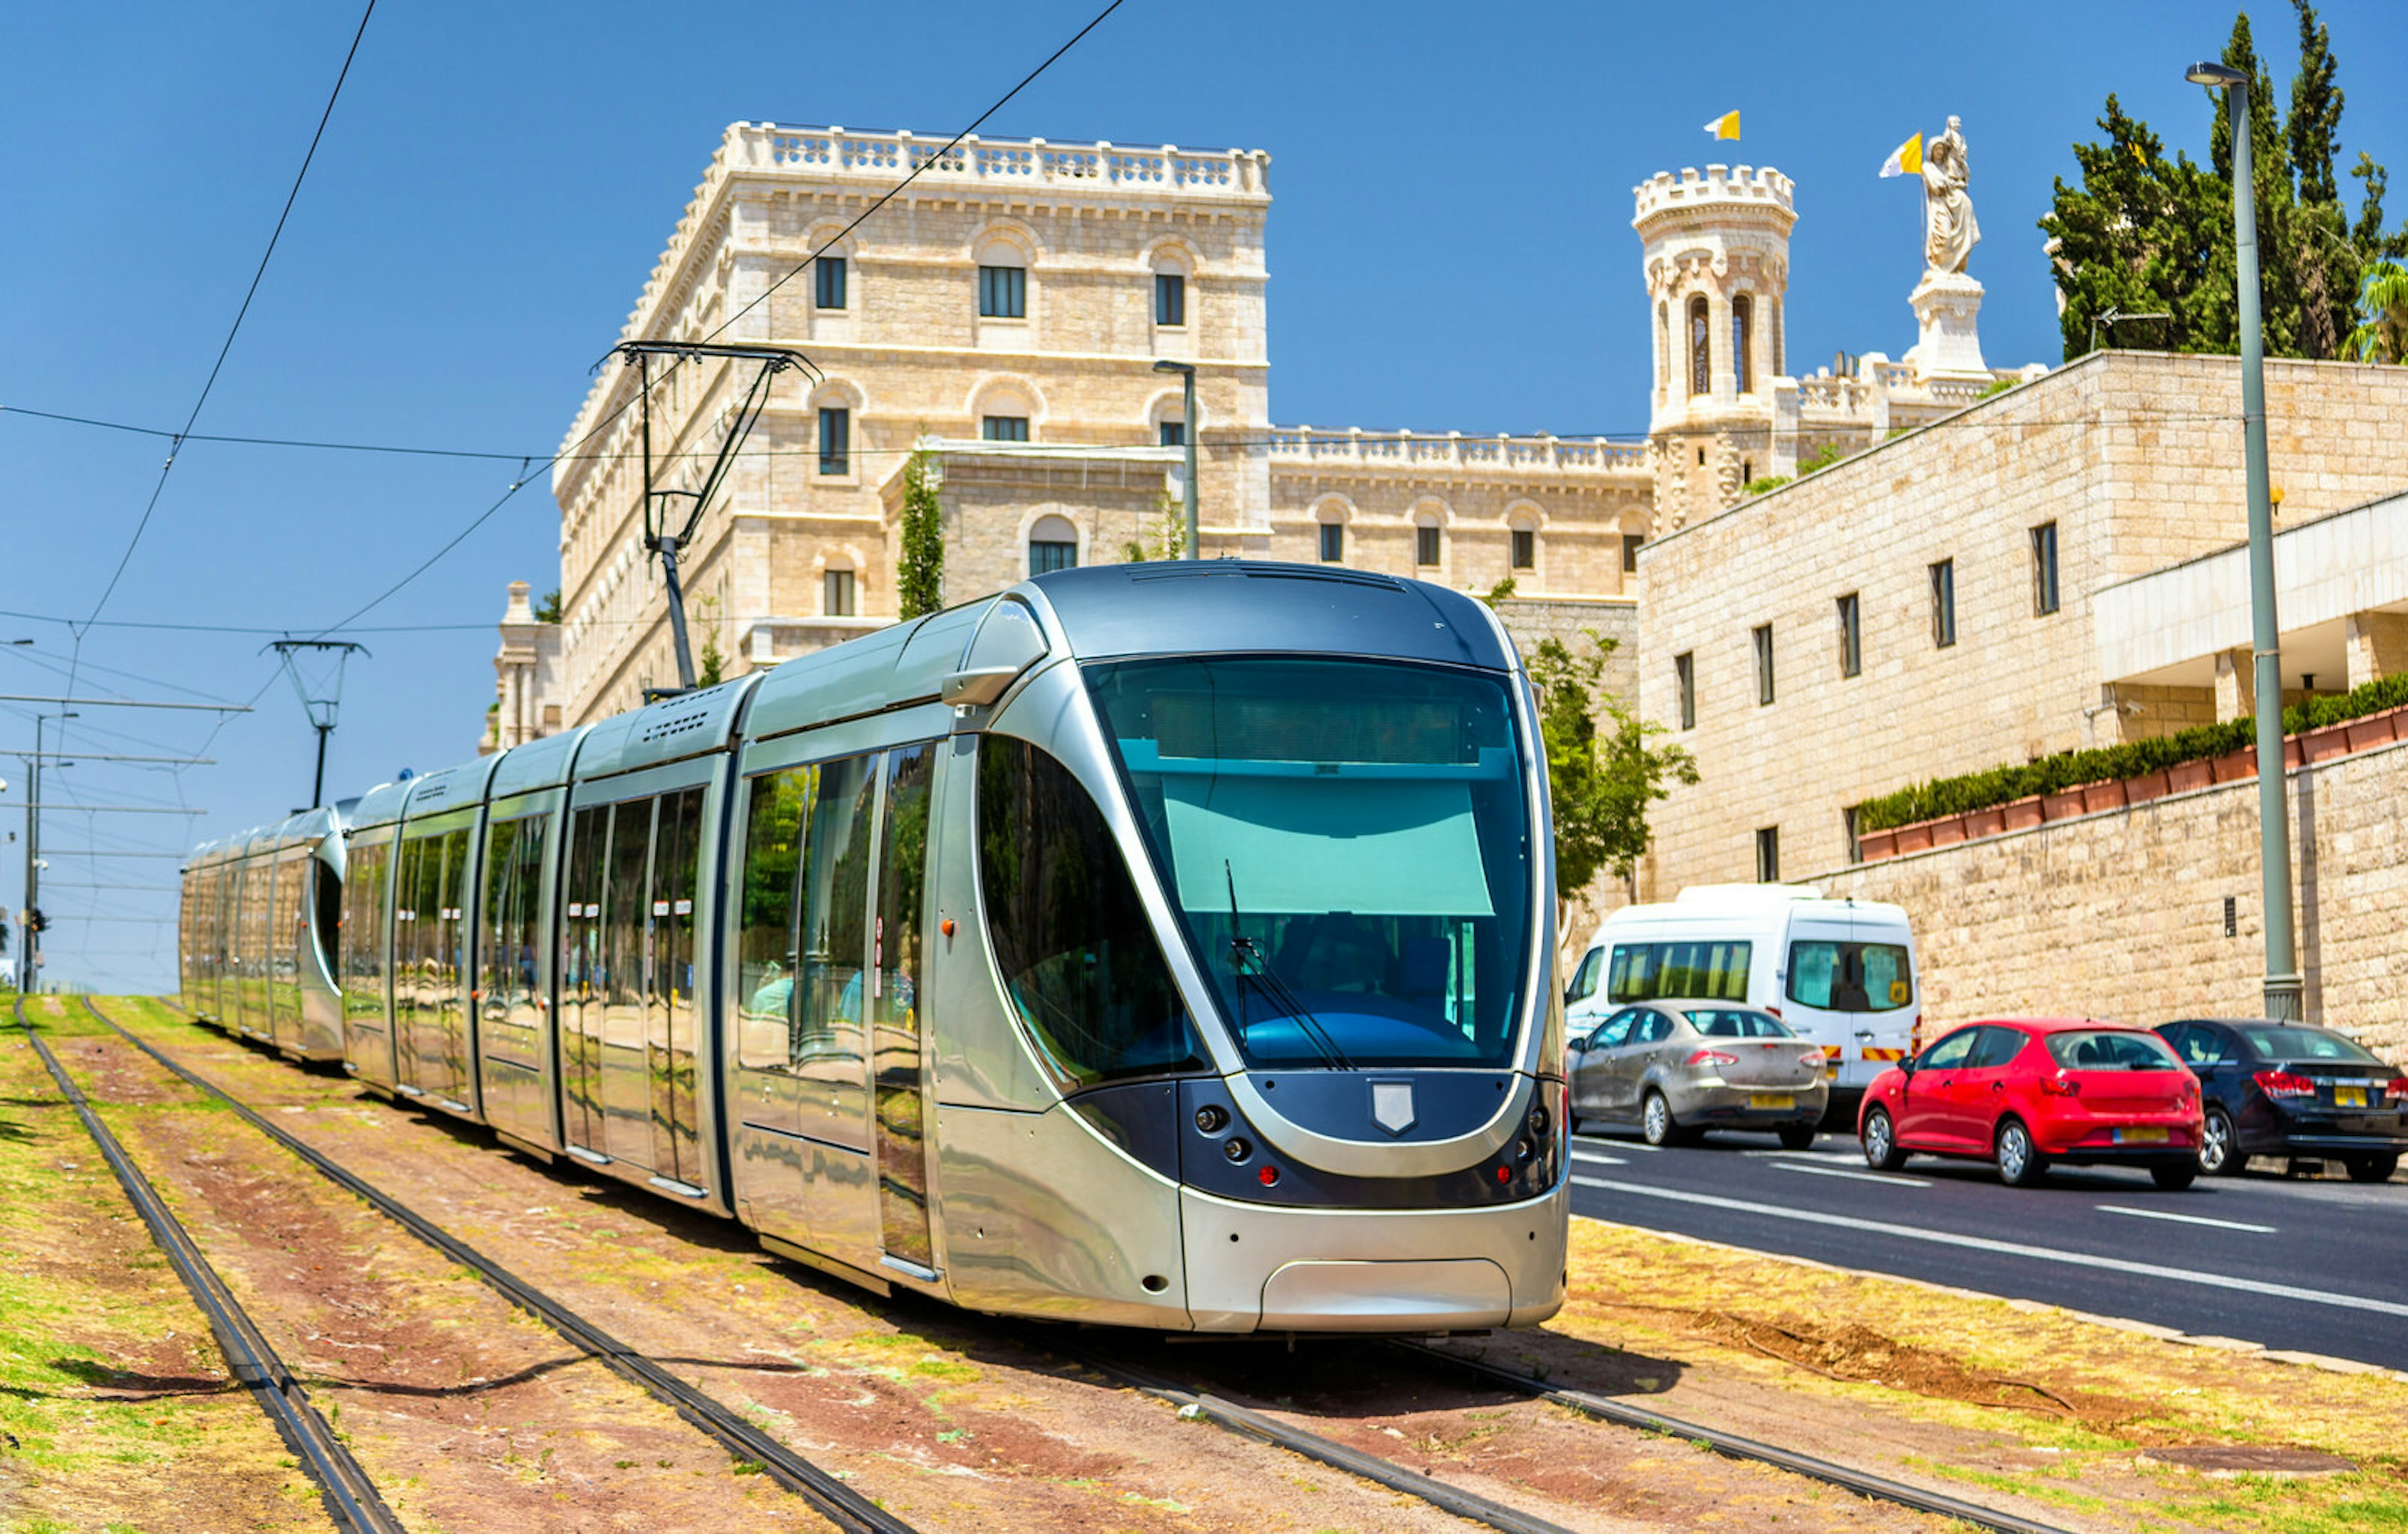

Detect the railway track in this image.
[75,997,912,1534]
[120,997,2074,1534]
[14,996,405,1533]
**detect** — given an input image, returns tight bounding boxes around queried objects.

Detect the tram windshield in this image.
[1088,657,1534,1069]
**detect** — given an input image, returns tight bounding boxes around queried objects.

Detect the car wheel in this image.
[1566,1105,1585,1136]
[1640,1090,1681,1148]
[2344,1153,2400,1184]
[1995,1118,2048,1187]
[1861,1107,1908,1171]
[1777,1125,1817,1151]
[2151,1160,2198,1191]
[2197,1106,2241,1176]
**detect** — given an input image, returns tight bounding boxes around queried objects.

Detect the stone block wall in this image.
[1638,350,2408,893]
[1815,736,2408,1067]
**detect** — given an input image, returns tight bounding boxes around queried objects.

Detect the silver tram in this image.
[181,805,346,1061]
[181,564,1570,1333]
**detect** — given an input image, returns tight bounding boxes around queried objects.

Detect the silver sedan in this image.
[1566,1000,1829,1148]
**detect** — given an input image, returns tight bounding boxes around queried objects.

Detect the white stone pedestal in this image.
[1904,270,1988,380]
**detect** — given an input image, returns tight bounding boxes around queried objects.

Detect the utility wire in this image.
[78,0,378,633]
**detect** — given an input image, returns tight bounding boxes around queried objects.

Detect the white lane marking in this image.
[1570,1147,1629,1166]
[1569,1176,2408,1320]
[2097,1203,2276,1234]
[1770,1160,1930,1188]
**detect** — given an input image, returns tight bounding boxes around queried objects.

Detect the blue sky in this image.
[5,0,2405,990]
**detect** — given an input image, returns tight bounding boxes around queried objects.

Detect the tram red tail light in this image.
[1256,1165,1279,1187]
[2254,1069,2315,1099]
[1494,1164,1512,1183]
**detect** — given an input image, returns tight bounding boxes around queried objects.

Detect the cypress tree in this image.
[897,447,944,620]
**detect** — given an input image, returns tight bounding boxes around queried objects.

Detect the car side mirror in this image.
[1898,1057,1918,1076]
[1567,1037,1588,1053]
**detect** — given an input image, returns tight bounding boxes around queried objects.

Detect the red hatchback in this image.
[1858,1018,2204,1189]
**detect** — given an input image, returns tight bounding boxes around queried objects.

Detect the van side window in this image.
[1607,939,1751,1002]
[1566,947,1604,1003]
[1787,939,1914,1012]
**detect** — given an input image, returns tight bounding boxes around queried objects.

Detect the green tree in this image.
[533,588,562,623]
[1526,633,1698,923]
[693,593,726,688]
[897,446,944,619]
[1120,489,1185,563]
[2042,4,2394,363]
[2345,258,2408,360]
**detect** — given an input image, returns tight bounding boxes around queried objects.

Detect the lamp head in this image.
[1151,359,1194,376]
[2186,61,2247,88]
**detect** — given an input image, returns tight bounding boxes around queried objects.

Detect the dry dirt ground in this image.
[7,995,2403,1533]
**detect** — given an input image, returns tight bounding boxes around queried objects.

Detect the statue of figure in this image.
[1921,115,1980,275]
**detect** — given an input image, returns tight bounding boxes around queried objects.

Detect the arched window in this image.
[1688,295,1711,398]
[1733,295,1754,395]
[1508,510,1539,573]
[1413,509,1442,568]
[1029,514,1078,575]
[1770,297,1784,377]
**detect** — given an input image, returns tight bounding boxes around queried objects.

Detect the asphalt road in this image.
[1566,1126,2408,1371]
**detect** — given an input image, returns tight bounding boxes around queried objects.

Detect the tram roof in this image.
[1028,561,1516,671]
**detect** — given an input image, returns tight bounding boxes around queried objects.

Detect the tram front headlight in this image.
[1195,1104,1230,1134]
[1222,1136,1252,1163]
[1526,1103,1550,1140]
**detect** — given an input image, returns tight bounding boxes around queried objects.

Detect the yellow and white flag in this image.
[1703,110,1741,141]
[1879,132,1923,178]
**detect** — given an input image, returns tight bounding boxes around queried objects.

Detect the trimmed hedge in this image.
[1856,671,2408,833]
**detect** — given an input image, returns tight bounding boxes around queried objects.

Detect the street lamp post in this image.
[1152,359,1200,559]
[2189,59,2301,1020]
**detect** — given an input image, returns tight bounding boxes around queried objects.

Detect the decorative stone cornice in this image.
[1267,427,1648,477]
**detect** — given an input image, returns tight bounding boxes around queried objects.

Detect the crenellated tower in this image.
[1634,165,1795,526]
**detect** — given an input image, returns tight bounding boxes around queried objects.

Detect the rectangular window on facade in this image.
[1415,525,1440,566]
[981,415,1030,442]
[1675,651,1695,730]
[1511,529,1536,569]
[817,407,849,476]
[1319,522,1343,563]
[1930,558,1956,647]
[978,264,1026,319]
[1755,826,1781,884]
[1154,272,1185,327]
[1753,623,1775,705]
[1622,533,1643,573]
[815,255,847,310]
[1030,538,1077,575]
[1158,420,1185,448]
[1837,592,1862,679]
[823,569,855,616]
[2031,521,2060,615]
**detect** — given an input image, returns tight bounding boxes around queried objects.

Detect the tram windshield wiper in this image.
[1223,861,1354,1070]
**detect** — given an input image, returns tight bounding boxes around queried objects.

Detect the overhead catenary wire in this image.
[77,1,378,635]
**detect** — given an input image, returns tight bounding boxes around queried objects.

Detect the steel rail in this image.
[13,997,405,1532]
[1049,1345,1578,1534]
[1393,1340,2078,1534]
[85,998,918,1534]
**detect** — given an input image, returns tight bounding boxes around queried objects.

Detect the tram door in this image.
[871,746,936,1274]
[795,757,879,1262]
[648,787,705,1190]
[599,798,653,1166]
[559,808,610,1154]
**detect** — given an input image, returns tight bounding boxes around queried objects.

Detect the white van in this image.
[1565,884,1920,1120]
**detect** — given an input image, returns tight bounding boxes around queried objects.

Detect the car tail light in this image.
[1800,1050,1827,1071]
[1766,1005,1782,1019]
[1686,1049,1740,1067]
[2039,1074,2081,1098]
[2386,1077,2408,1104]
[2255,1069,2315,1099]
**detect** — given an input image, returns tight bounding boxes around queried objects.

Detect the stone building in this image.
[485,124,2022,739]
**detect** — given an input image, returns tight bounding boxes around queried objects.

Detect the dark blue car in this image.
[2154,1018,2408,1183]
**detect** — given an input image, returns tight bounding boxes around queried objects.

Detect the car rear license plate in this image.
[2115,1126,2169,1145]
[1750,1092,1793,1110]
[2335,1087,2368,1108]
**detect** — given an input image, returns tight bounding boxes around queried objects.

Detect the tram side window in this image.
[737,767,812,1071]
[1607,939,1752,1003]
[977,734,1205,1086]
[341,839,389,1018]
[796,757,877,1062]
[480,814,547,1014]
